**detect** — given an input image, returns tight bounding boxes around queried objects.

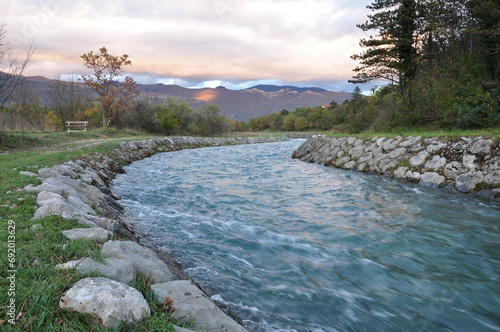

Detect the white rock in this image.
[387,147,407,160]
[484,171,500,185]
[420,172,445,188]
[19,170,39,177]
[376,137,386,148]
[444,162,466,180]
[101,241,173,284]
[33,191,79,219]
[399,136,422,148]
[426,141,447,154]
[62,227,112,243]
[31,224,43,231]
[60,277,150,327]
[393,167,409,179]
[470,139,492,155]
[463,154,478,170]
[455,172,485,193]
[410,151,431,167]
[151,280,248,332]
[424,155,447,172]
[343,161,357,169]
[57,257,137,285]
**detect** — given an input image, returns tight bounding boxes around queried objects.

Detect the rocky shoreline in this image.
[292,135,500,200]
[24,136,288,331]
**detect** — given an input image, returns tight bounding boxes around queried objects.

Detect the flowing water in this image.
[112,140,500,332]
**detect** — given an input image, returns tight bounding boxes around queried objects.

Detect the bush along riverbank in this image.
[293,135,500,200]
[18,136,288,331]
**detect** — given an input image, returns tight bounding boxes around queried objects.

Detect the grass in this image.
[0,128,190,331]
[319,127,500,139]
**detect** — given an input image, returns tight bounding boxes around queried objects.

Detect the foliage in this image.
[348,0,500,131]
[81,47,139,128]
[156,97,233,136]
[46,75,94,130]
[350,0,418,88]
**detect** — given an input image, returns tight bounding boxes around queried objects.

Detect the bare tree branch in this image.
[0,23,36,108]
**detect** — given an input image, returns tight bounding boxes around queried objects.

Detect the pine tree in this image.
[350,0,417,92]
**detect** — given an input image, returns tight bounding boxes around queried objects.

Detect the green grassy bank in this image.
[0,129,191,331]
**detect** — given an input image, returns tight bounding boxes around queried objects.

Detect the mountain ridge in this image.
[22,76,352,121]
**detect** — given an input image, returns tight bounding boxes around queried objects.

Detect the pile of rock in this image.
[293,135,500,199]
[24,136,288,331]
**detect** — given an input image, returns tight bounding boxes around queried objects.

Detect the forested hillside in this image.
[249,0,499,132]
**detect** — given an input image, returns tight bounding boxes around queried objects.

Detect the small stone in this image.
[31,224,43,231]
[19,170,39,177]
[62,227,112,243]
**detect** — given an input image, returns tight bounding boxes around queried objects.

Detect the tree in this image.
[9,78,48,130]
[81,47,139,127]
[467,0,500,82]
[350,0,417,91]
[45,75,93,129]
[0,23,35,108]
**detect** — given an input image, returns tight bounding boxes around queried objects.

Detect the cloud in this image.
[2,0,373,91]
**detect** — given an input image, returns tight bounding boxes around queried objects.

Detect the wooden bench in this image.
[66,121,89,132]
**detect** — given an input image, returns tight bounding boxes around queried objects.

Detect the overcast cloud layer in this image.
[3,0,374,91]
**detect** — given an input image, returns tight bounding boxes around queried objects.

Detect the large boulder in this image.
[151,280,248,332]
[420,172,446,188]
[101,241,173,283]
[57,257,137,285]
[424,155,447,172]
[59,277,150,327]
[470,138,493,155]
[410,151,431,167]
[33,191,94,219]
[455,172,485,193]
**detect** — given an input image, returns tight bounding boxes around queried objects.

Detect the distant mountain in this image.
[138,83,351,121]
[19,76,352,121]
[246,84,327,93]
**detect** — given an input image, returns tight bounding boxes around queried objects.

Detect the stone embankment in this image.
[292,135,500,199]
[25,136,288,331]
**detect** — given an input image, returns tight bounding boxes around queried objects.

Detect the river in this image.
[112,139,500,332]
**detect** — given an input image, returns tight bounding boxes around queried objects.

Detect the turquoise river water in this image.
[112,140,500,332]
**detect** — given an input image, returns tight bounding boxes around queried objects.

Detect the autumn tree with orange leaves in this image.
[81,47,139,127]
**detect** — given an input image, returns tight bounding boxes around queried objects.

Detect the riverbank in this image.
[293,135,500,200]
[1,136,286,331]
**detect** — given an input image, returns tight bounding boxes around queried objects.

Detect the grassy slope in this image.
[0,130,187,331]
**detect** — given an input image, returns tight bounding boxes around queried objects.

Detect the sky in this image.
[3,0,376,92]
